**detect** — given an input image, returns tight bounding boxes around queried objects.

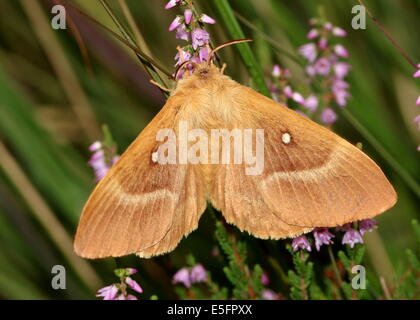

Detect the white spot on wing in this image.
[282,133,291,144]
[151,151,159,163]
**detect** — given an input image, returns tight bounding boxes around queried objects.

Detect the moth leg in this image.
[150,80,172,93]
[220,63,227,74]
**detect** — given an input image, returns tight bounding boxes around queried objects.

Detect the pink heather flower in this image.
[338,223,364,248]
[125,268,137,276]
[332,79,350,107]
[165,0,180,9]
[334,62,351,79]
[174,49,191,66]
[96,285,118,300]
[319,37,328,50]
[321,108,337,125]
[272,64,281,78]
[359,219,378,236]
[190,264,207,283]
[306,65,316,77]
[198,46,210,62]
[416,96,420,106]
[125,277,143,293]
[313,227,335,251]
[168,16,182,32]
[89,141,101,152]
[200,14,216,24]
[292,235,311,252]
[292,92,305,105]
[298,43,317,63]
[261,273,269,286]
[307,28,318,39]
[116,294,138,300]
[324,22,333,31]
[334,90,350,107]
[172,268,191,287]
[191,28,210,49]
[343,229,364,248]
[414,115,420,129]
[334,44,349,58]
[283,86,293,98]
[261,289,279,300]
[333,27,347,37]
[304,94,318,112]
[184,9,193,24]
[314,57,331,75]
[413,65,420,78]
[176,25,189,41]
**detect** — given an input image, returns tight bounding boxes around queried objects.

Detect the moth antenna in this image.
[174,60,198,80]
[150,80,171,93]
[207,39,253,65]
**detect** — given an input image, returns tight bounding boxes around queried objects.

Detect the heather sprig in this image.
[88,126,119,182]
[270,20,350,126]
[96,268,143,300]
[165,0,216,78]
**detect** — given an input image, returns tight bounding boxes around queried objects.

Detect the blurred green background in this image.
[0,0,418,299]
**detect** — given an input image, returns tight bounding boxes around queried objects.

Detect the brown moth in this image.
[74,61,397,259]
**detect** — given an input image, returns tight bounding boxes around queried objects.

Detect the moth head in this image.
[191,62,219,79]
[173,39,253,81]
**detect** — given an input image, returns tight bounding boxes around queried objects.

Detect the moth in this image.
[74,47,397,259]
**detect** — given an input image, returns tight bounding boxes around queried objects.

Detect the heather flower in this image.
[89,141,101,152]
[190,264,207,283]
[313,57,331,75]
[333,27,347,37]
[338,223,364,248]
[117,294,138,300]
[321,108,337,125]
[324,22,333,31]
[319,37,328,50]
[174,48,191,66]
[334,62,351,79]
[334,44,349,58]
[200,14,216,24]
[359,219,378,236]
[172,267,191,288]
[88,141,119,182]
[304,94,318,112]
[165,0,181,10]
[125,277,143,293]
[96,285,118,300]
[261,272,269,286]
[168,16,182,32]
[176,25,189,41]
[283,86,293,98]
[198,46,210,62]
[292,92,305,105]
[292,235,311,252]
[414,115,420,129]
[299,43,317,63]
[184,9,193,24]
[313,227,335,251]
[272,64,281,78]
[413,64,420,78]
[261,289,279,300]
[191,28,210,49]
[307,28,318,39]
[416,96,420,106]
